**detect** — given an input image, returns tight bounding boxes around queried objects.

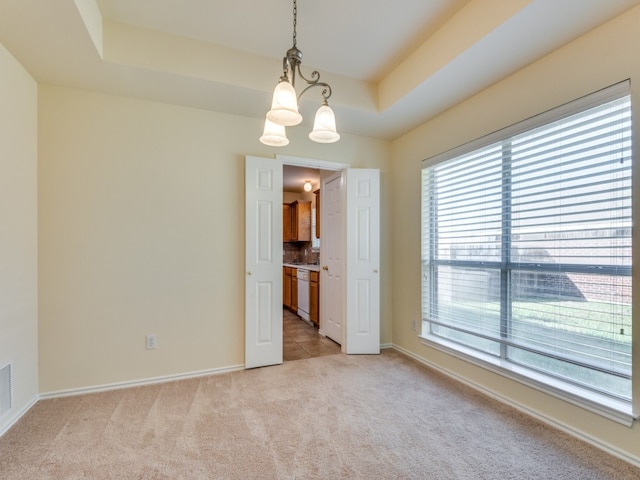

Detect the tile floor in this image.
[283,309,341,361]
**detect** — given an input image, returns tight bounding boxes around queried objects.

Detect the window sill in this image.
[419,333,637,427]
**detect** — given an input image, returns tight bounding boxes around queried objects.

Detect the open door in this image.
[320,168,381,354]
[320,171,345,345]
[245,155,283,368]
[344,169,380,354]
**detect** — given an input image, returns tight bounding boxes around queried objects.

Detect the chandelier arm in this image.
[295,66,319,85]
[281,57,291,82]
[285,46,302,87]
[297,82,332,102]
[293,63,332,101]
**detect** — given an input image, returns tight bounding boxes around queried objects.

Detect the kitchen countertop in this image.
[283,263,321,272]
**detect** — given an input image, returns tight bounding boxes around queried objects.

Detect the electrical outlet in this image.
[146,334,157,350]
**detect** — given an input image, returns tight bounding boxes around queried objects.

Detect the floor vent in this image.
[0,363,12,417]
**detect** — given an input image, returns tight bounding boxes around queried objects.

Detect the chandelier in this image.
[260,0,340,146]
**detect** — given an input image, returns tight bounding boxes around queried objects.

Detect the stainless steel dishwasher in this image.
[296,268,310,321]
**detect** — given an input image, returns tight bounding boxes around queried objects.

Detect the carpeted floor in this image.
[0,350,638,479]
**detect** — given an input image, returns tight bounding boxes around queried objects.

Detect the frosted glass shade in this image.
[309,104,340,143]
[266,80,302,126]
[259,118,289,146]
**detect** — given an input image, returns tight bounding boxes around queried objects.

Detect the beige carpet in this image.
[1,350,638,479]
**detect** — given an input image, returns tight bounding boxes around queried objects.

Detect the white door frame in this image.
[245,154,379,368]
[276,155,349,173]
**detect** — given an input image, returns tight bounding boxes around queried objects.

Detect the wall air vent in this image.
[0,363,12,417]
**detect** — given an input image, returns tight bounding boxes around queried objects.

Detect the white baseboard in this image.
[0,394,39,438]
[390,343,640,469]
[40,363,245,399]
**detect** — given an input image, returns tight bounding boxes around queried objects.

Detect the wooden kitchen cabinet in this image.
[310,270,319,326]
[283,266,299,312]
[283,267,292,308]
[283,200,311,242]
[283,204,292,242]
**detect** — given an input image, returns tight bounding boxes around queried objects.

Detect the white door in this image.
[320,171,344,346]
[245,155,283,368]
[345,169,380,354]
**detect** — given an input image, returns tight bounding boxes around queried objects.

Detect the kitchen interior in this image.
[282,165,341,361]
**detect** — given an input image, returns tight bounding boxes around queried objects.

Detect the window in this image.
[421,82,632,408]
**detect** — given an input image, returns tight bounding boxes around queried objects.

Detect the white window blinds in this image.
[422,82,632,400]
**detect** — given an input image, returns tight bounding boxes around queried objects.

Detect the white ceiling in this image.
[0,0,638,141]
[283,165,322,193]
[96,0,468,83]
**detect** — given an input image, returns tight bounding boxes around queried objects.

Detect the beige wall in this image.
[0,44,39,434]
[390,6,640,463]
[37,85,391,393]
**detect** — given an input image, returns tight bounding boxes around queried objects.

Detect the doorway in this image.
[244,154,380,369]
[282,164,338,361]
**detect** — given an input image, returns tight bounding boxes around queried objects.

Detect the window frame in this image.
[420,80,637,426]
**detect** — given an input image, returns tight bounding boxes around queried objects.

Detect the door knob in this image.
[247,271,252,276]
[322,266,329,271]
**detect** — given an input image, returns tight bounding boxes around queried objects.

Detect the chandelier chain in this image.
[292,0,297,47]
